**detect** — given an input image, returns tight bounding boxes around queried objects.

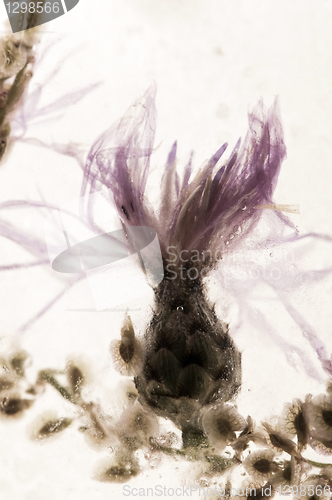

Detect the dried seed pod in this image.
[110,314,142,376]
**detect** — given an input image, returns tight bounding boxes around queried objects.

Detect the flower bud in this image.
[110,314,142,376]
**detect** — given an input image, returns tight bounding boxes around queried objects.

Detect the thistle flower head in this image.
[1,75,332,491]
[82,85,286,273]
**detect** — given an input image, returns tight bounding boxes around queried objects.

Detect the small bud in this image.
[110,314,142,376]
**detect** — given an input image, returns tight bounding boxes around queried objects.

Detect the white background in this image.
[0,1,332,498]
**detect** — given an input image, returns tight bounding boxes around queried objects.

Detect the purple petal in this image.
[169,99,286,255]
[81,83,157,228]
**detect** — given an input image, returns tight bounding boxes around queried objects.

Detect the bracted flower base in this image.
[135,274,241,429]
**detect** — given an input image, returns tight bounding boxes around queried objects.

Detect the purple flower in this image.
[82,85,286,268]
[0,84,332,384]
